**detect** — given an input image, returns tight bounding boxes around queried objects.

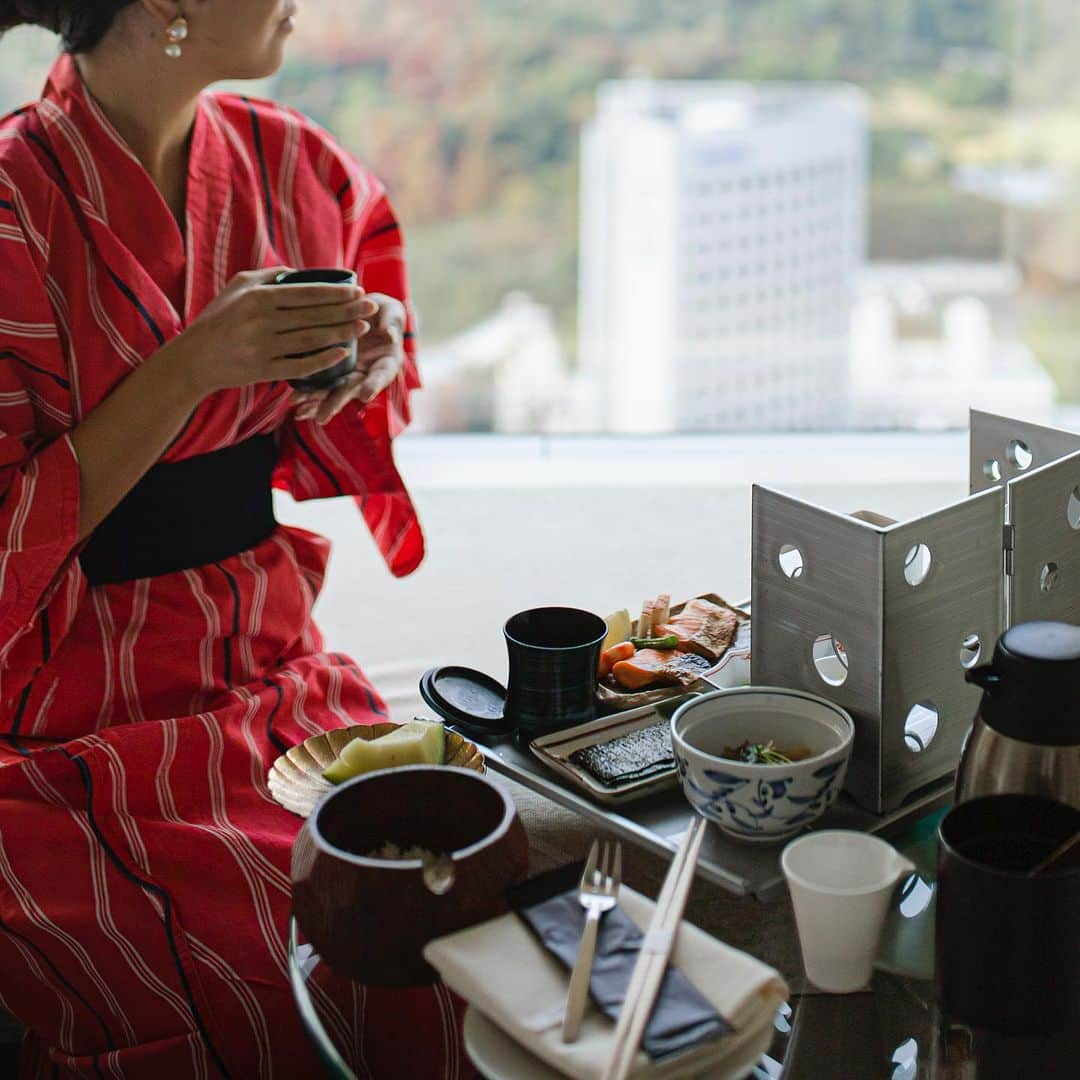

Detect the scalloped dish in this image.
[268,722,485,818]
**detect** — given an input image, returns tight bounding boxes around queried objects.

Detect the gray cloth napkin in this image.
[514,868,731,1058]
[424,883,788,1079]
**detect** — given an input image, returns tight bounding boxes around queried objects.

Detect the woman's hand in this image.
[292,293,408,424]
[169,267,379,398]
[67,268,379,540]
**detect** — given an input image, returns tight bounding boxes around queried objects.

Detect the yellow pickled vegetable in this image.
[323,720,446,784]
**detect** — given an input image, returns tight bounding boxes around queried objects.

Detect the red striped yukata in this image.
[0,54,467,1078]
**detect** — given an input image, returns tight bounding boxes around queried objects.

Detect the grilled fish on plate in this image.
[653,598,740,663]
[611,648,712,690]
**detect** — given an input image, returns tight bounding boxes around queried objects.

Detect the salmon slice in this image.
[654,599,739,663]
[611,648,711,690]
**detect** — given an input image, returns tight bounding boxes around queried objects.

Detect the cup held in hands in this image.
[272,268,359,392]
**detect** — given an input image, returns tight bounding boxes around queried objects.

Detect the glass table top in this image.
[288,915,1078,1079]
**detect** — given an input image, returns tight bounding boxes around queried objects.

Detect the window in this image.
[1,4,1075,436]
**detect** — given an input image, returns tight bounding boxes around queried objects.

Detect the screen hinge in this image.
[1003,523,1015,576]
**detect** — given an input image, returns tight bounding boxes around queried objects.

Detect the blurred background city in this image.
[3,0,1080,434]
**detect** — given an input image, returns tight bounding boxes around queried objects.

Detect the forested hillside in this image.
[5,2,1078,354]
[277,0,1019,341]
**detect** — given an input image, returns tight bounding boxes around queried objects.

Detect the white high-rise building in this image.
[579,81,868,431]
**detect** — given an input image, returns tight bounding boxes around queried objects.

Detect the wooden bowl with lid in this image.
[291,765,528,986]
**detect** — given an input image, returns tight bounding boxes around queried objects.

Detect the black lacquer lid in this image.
[967,621,1080,747]
[419,666,515,743]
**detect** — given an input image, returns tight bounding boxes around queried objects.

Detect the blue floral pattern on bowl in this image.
[676,755,846,837]
[671,688,854,843]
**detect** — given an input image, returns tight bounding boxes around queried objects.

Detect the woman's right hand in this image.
[168,267,378,398]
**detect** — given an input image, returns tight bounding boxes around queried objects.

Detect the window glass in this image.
[1,3,1075,435]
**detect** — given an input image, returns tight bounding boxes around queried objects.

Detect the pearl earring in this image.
[164,16,189,59]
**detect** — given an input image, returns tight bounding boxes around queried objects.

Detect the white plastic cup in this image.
[781,831,916,993]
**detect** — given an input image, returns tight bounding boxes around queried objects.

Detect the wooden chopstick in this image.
[1028,831,1080,877]
[604,819,705,1080]
[601,817,707,1080]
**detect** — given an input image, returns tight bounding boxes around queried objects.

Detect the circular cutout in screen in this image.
[779,544,805,580]
[904,702,939,753]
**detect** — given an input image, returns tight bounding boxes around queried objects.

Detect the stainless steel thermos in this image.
[955,621,1080,809]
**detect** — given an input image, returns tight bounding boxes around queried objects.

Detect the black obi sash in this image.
[79,435,278,586]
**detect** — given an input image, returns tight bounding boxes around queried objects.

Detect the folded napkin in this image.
[424,876,788,1079]
[517,886,730,1058]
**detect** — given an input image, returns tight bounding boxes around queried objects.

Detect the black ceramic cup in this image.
[417,607,608,743]
[936,795,1080,1036]
[503,608,607,739]
[272,268,359,392]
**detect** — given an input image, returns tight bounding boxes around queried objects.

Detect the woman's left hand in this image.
[292,293,408,424]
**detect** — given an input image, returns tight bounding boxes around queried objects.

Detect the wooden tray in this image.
[596,593,751,713]
[268,723,485,818]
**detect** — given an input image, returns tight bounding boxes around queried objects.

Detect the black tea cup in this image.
[936,794,1080,1036]
[503,607,608,739]
[272,268,359,392]
[417,607,608,743]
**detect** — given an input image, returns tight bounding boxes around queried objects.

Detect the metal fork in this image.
[561,839,622,1043]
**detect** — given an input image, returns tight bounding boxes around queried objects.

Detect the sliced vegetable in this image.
[629,634,680,650]
[638,599,654,639]
[601,609,633,652]
[653,593,672,627]
[323,720,446,784]
[598,641,636,679]
[721,739,813,766]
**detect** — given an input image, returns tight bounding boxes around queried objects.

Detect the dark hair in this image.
[0,1,137,52]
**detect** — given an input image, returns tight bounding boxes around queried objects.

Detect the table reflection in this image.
[290,919,1079,1079]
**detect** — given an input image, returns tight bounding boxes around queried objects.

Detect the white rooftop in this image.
[594,79,866,130]
[859,261,1022,302]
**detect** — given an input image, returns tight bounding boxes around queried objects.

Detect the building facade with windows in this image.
[579,80,868,431]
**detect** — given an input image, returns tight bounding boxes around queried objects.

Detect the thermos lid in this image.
[998,621,1080,669]
[970,621,1080,746]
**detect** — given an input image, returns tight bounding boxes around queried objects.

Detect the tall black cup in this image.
[936,795,1080,1036]
[272,268,359,392]
[503,608,607,739]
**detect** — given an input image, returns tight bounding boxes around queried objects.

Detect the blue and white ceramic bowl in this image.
[671,688,854,843]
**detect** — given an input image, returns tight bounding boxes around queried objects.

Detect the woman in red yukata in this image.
[0,2,466,1076]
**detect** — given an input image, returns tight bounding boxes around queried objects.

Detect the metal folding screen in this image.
[752,410,1079,813]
